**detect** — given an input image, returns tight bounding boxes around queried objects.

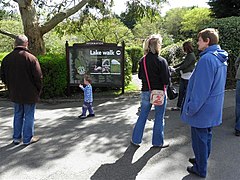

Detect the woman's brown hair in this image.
[183,41,194,53]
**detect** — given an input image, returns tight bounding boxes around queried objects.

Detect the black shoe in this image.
[87,114,95,117]
[235,129,240,136]
[78,114,87,119]
[187,166,205,178]
[13,139,20,145]
[189,158,196,165]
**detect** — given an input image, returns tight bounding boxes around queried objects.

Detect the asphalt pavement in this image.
[0,86,239,180]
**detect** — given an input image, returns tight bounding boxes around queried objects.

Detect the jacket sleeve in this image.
[175,53,195,72]
[186,56,215,116]
[160,58,170,85]
[31,58,43,93]
[138,59,143,80]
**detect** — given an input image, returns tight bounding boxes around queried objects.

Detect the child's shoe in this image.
[87,114,95,117]
[78,114,87,119]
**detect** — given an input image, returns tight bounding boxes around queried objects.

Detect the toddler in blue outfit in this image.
[78,74,95,119]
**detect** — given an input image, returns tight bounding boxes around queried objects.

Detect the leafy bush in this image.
[201,16,240,87]
[0,52,9,62]
[124,51,132,86]
[38,53,67,98]
[126,46,143,73]
[161,41,185,66]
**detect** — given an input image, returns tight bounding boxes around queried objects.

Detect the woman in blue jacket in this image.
[181,28,228,178]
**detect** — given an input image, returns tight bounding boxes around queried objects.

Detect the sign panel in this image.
[66,41,124,88]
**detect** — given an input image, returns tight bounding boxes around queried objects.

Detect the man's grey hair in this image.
[15,35,28,46]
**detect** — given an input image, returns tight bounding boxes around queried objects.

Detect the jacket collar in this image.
[14,46,30,53]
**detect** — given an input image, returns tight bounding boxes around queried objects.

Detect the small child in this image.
[78,75,95,119]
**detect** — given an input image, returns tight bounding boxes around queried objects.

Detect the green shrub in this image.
[0,52,9,62]
[202,16,240,88]
[126,46,143,73]
[161,41,185,66]
[38,53,67,98]
[124,51,132,86]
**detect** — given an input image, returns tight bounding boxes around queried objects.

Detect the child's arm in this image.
[79,84,84,90]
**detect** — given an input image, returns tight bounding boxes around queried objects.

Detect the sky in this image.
[112,0,209,15]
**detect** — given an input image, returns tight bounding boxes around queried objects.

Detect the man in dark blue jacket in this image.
[181,28,228,178]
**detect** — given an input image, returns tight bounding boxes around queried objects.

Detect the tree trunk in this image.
[15,0,90,56]
[18,0,45,55]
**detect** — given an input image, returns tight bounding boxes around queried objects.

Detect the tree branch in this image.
[0,29,17,39]
[40,0,90,35]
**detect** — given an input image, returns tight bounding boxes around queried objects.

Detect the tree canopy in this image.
[208,0,240,18]
[0,0,167,55]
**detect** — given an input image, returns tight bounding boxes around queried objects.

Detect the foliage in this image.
[132,16,173,47]
[0,52,9,63]
[56,17,134,46]
[208,0,240,18]
[124,50,132,86]
[126,46,143,73]
[38,53,67,98]
[163,7,190,42]
[201,16,240,87]
[161,41,185,66]
[0,20,23,52]
[43,31,76,54]
[0,9,20,20]
[181,8,212,33]
[119,0,166,29]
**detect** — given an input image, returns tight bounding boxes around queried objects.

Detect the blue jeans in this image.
[13,103,36,144]
[191,127,212,178]
[177,78,189,108]
[82,101,94,116]
[235,80,240,131]
[132,91,167,146]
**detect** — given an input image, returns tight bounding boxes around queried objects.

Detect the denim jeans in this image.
[13,103,36,144]
[82,101,94,116]
[132,91,167,146]
[177,78,189,108]
[235,80,240,131]
[191,127,212,178]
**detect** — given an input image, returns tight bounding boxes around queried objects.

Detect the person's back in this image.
[2,47,42,103]
[0,34,42,146]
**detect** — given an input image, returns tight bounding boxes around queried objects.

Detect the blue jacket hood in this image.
[200,45,228,63]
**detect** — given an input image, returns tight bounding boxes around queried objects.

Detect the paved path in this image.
[0,87,239,180]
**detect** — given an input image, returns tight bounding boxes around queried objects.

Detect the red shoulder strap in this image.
[143,56,151,91]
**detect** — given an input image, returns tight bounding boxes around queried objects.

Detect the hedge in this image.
[126,46,143,73]
[38,53,67,98]
[202,16,240,87]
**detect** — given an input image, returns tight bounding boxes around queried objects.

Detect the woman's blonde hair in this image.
[143,34,162,55]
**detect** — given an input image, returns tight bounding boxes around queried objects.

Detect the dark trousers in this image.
[82,101,94,116]
[191,127,212,177]
[177,78,189,108]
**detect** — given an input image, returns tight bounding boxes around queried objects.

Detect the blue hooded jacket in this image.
[181,45,228,128]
